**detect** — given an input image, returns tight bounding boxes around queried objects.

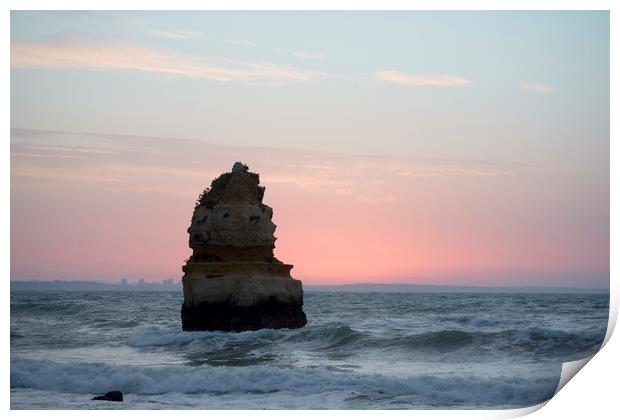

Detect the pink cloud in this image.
[521,82,556,93]
[376,70,471,87]
[11,39,319,82]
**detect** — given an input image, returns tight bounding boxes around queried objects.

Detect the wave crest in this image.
[10,358,557,407]
[125,324,604,360]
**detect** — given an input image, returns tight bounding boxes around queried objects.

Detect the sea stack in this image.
[181,162,307,331]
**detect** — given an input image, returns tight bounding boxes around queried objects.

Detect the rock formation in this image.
[92,391,123,402]
[181,162,307,331]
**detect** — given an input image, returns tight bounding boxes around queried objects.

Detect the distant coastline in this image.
[10,280,609,294]
[10,280,182,292]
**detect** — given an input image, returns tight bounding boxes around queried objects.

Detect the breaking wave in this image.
[128,327,211,347]
[10,358,557,407]
[126,324,604,358]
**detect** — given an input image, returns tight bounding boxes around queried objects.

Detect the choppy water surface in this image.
[10,291,608,409]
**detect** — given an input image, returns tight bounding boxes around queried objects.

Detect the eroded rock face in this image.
[181,163,307,331]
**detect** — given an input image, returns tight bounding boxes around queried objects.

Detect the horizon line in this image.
[9,279,610,291]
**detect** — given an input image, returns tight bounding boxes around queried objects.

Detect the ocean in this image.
[10,290,609,409]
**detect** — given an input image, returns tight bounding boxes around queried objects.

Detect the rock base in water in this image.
[181,274,306,331]
[181,299,307,331]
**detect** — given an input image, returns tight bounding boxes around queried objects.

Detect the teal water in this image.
[10,291,609,409]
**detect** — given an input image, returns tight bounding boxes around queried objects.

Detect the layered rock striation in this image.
[181,162,307,331]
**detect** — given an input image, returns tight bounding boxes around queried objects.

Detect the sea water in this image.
[10,290,609,409]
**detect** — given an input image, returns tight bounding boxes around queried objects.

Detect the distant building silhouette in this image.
[138,278,145,285]
[120,278,128,285]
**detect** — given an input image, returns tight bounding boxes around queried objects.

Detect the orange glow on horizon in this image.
[10,130,609,288]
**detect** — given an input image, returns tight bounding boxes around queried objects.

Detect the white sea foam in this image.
[126,326,274,348]
[10,358,556,407]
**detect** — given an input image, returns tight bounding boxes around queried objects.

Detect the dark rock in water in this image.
[182,297,307,332]
[92,391,123,402]
[181,162,307,331]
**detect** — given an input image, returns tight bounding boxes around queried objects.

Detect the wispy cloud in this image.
[225,39,257,47]
[11,39,319,82]
[291,51,328,60]
[12,152,81,160]
[148,29,204,39]
[521,82,555,93]
[376,70,471,87]
[20,144,117,155]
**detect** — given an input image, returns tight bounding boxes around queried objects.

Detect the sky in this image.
[10,11,610,287]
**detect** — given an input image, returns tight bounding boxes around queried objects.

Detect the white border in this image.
[3,1,617,419]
